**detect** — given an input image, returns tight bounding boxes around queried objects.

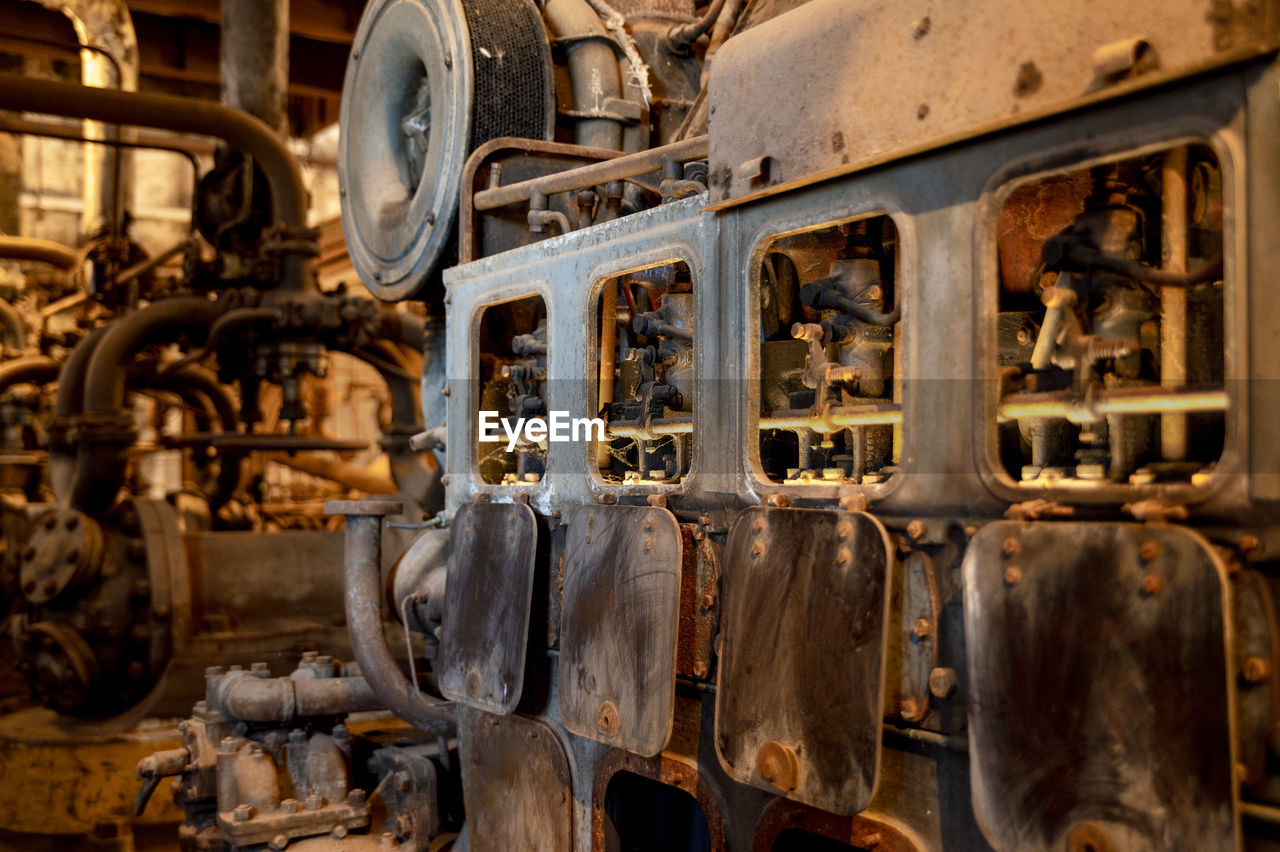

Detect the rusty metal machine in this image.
[21,0,1280,849]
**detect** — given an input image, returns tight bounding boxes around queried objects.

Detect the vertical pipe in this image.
[220,0,291,137]
[596,281,617,469]
[1160,147,1188,461]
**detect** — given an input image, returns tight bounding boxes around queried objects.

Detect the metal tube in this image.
[0,73,313,290]
[543,0,625,151]
[224,674,383,723]
[761,404,904,431]
[326,500,453,732]
[1161,148,1189,460]
[474,136,709,211]
[597,281,617,469]
[0,236,79,270]
[84,296,227,418]
[0,356,58,394]
[220,0,290,136]
[998,386,1226,421]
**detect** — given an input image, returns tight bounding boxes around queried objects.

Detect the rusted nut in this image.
[750,541,764,558]
[837,521,854,540]
[755,741,799,792]
[250,661,269,674]
[347,788,366,806]
[1001,537,1021,557]
[693,660,708,678]
[701,593,715,609]
[233,804,254,822]
[395,770,412,792]
[764,493,789,508]
[1243,656,1271,685]
[837,548,852,567]
[281,798,299,814]
[1139,539,1161,562]
[332,825,349,839]
[269,834,289,850]
[1140,573,1163,596]
[305,794,324,811]
[596,700,620,737]
[220,737,238,753]
[465,667,482,699]
[1003,565,1023,586]
[1067,821,1116,852]
[394,814,414,838]
[906,519,926,540]
[898,697,922,720]
[693,529,705,541]
[912,618,932,640]
[929,667,957,698]
[698,516,711,527]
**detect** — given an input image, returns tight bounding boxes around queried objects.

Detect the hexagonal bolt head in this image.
[347,788,367,806]
[268,834,289,850]
[305,794,324,811]
[233,804,254,822]
[1243,656,1271,685]
[928,667,957,698]
[281,798,300,814]
[220,737,238,753]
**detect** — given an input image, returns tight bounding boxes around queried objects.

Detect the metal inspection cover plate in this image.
[964,521,1235,852]
[714,506,893,815]
[558,504,683,756]
[460,708,573,852]
[439,501,539,713]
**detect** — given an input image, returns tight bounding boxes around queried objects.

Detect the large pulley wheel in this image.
[339,0,554,301]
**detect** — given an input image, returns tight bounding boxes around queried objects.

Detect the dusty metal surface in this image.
[460,708,573,852]
[0,709,184,835]
[715,506,893,814]
[438,500,539,713]
[963,521,1235,851]
[558,503,683,756]
[707,0,1279,207]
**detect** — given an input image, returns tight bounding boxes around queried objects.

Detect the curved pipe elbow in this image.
[83,296,228,419]
[326,502,453,733]
[0,356,58,396]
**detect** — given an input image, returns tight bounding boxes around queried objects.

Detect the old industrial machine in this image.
[4,0,1280,849]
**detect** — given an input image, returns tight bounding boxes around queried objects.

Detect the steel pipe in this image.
[0,236,79,270]
[473,136,709,211]
[0,356,58,395]
[998,386,1227,422]
[0,73,314,292]
[223,674,383,723]
[84,297,227,419]
[543,0,625,151]
[761,404,903,431]
[326,500,453,733]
